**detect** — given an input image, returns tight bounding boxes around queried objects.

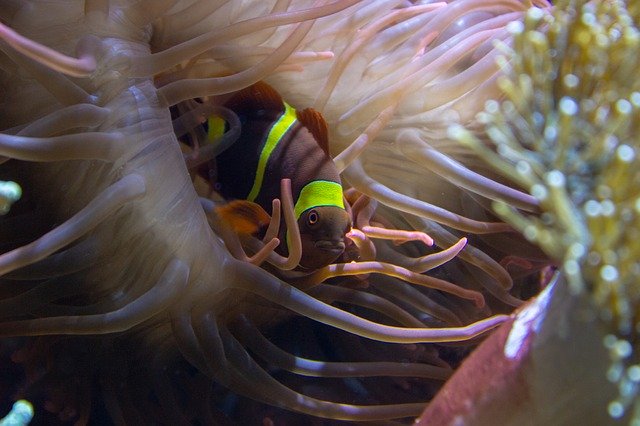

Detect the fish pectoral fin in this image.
[296,107,329,155]
[215,199,271,235]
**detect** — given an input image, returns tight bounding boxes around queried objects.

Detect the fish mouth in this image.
[314,240,346,254]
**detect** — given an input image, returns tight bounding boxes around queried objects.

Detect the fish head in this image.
[297,205,351,269]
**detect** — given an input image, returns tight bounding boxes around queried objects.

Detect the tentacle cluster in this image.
[0,0,552,423]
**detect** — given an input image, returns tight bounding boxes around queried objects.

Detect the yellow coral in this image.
[453,0,640,421]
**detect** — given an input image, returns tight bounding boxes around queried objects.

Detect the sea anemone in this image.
[5,0,631,424]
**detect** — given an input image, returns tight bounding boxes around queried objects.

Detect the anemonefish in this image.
[210,82,351,270]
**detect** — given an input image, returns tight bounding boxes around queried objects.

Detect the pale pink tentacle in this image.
[303,261,485,307]
[0,22,97,78]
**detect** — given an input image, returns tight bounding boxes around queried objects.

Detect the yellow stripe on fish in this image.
[246,102,297,202]
[207,115,226,142]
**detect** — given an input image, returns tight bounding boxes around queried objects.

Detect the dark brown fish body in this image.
[213,82,351,269]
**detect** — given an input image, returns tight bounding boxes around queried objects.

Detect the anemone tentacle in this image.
[0,0,563,423]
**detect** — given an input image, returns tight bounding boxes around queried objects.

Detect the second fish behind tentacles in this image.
[209,82,351,270]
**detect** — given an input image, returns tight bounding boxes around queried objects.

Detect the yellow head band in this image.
[294,180,344,219]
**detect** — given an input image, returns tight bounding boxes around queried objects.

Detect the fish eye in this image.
[307,209,319,226]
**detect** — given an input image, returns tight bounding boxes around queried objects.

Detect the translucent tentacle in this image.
[0,41,95,105]
[338,26,503,135]
[218,323,429,420]
[345,228,377,261]
[230,260,507,343]
[139,0,359,77]
[397,129,539,212]
[308,283,426,328]
[170,309,210,375]
[344,159,511,233]
[334,103,398,172]
[313,3,446,111]
[0,132,124,162]
[200,197,280,266]
[0,22,98,77]
[17,104,110,137]
[376,237,468,274]
[234,316,452,380]
[401,213,515,291]
[263,199,281,243]
[5,237,101,280]
[0,174,145,276]
[0,277,83,318]
[304,261,485,307]
[180,105,242,166]
[371,277,464,326]
[157,3,327,105]
[0,258,189,336]
[264,179,302,270]
[122,0,178,28]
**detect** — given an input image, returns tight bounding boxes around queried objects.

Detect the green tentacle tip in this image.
[0,181,22,215]
[0,400,34,426]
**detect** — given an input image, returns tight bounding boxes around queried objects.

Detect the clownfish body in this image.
[212,82,351,270]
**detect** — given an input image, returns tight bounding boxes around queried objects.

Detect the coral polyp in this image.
[448,1,640,423]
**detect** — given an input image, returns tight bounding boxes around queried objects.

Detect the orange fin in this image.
[297,107,329,155]
[225,81,285,115]
[215,200,271,235]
